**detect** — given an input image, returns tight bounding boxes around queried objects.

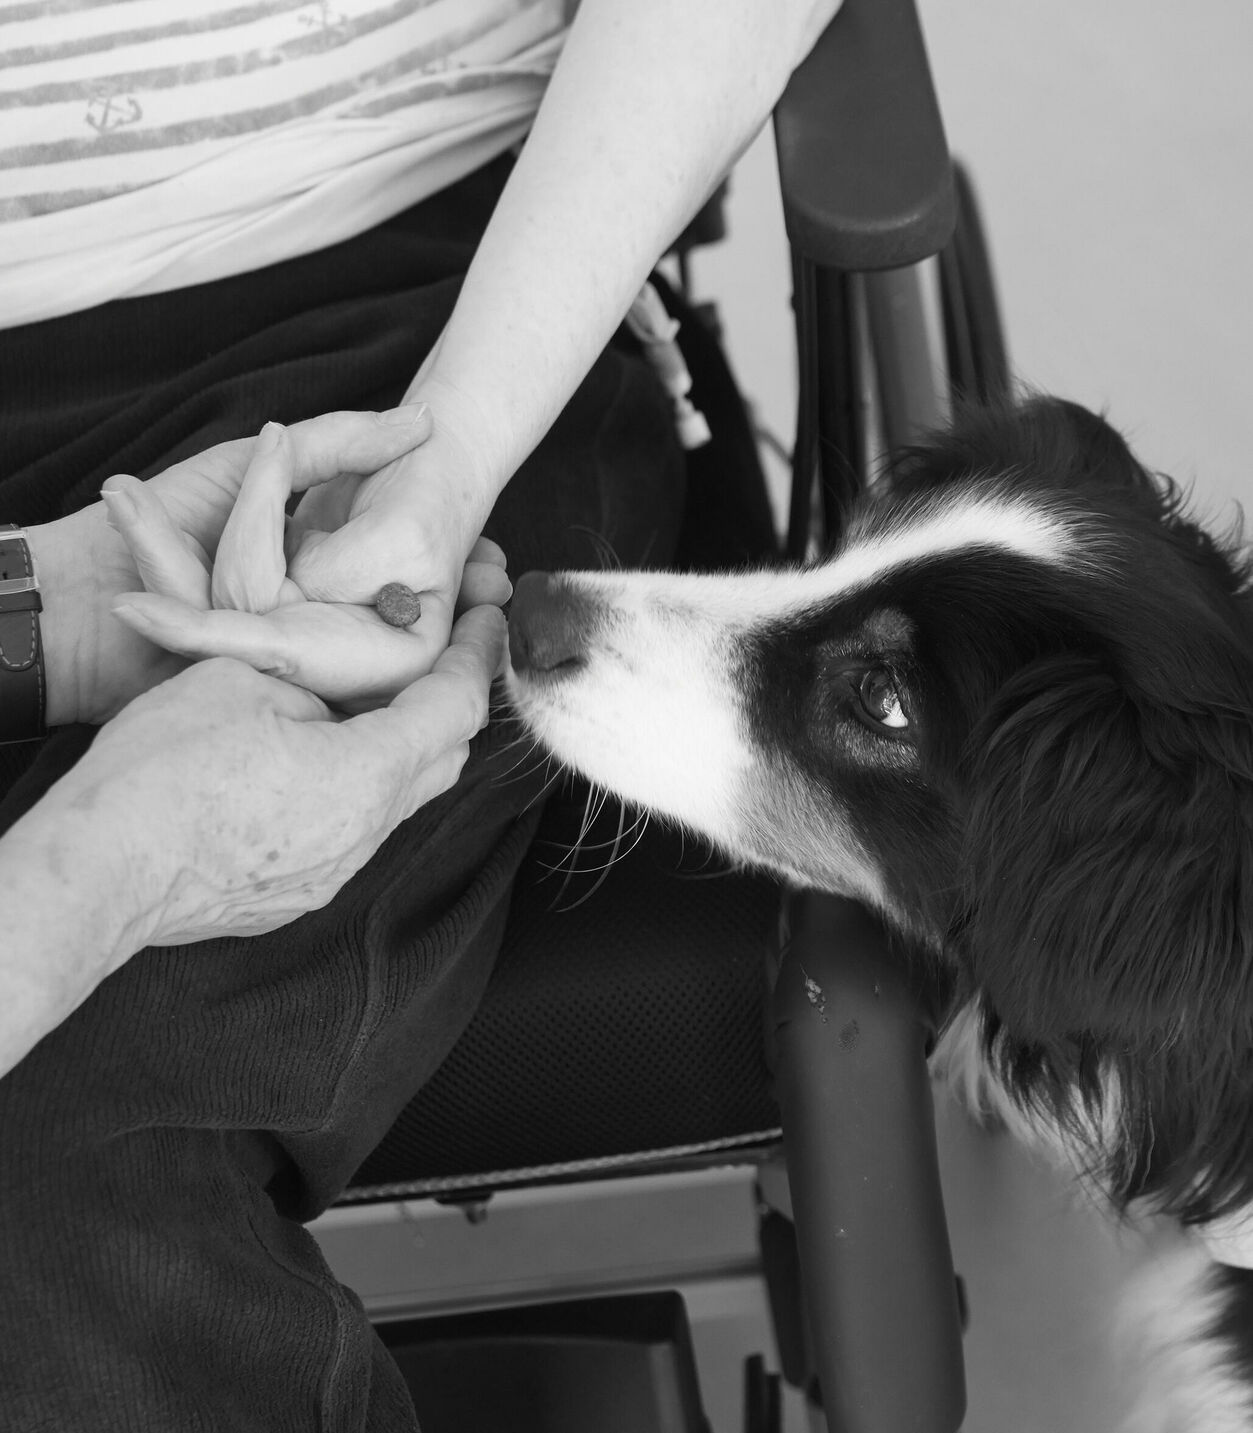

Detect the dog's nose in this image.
[508,571,592,676]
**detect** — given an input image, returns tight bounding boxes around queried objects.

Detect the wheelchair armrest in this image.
[774,0,955,271]
[772,893,965,1433]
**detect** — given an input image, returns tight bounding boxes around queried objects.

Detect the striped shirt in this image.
[0,0,573,329]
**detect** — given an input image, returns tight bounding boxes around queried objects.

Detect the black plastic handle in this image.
[772,893,965,1433]
[774,0,956,271]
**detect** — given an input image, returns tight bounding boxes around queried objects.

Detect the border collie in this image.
[505,396,1253,1430]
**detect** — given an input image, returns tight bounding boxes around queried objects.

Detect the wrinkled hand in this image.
[63,605,505,948]
[30,407,439,725]
[106,415,512,711]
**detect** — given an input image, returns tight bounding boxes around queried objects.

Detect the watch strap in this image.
[0,525,46,744]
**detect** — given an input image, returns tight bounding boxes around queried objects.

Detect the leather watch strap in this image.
[0,525,46,745]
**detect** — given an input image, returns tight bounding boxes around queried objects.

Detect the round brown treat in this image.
[376,582,422,628]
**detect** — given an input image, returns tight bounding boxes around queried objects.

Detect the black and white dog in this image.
[506,396,1253,1430]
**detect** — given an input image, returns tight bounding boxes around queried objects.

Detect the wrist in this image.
[404,372,514,518]
[14,775,155,963]
[0,784,152,1075]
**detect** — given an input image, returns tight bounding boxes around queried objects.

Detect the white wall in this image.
[698,0,1253,531]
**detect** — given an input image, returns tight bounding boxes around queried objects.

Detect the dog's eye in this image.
[857,669,908,730]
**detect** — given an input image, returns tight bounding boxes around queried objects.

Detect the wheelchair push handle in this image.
[774,0,956,272]
[772,893,966,1433]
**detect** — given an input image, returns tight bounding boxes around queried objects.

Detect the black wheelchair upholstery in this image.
[350,801,782,1198]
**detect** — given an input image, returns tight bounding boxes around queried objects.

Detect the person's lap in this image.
[0,162,687,1431]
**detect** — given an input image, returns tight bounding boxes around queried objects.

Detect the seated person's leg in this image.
[0,224,687,1432]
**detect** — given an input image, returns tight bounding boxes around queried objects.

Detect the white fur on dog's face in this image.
[506,565,890,908]
[505,485,1085,924]
[506,570,749,830]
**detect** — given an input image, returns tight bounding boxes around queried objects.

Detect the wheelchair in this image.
[311,1,1010,1428]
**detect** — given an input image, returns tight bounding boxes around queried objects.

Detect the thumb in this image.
[393,603,507,715]
[348,605,504,752]
[335,606,506,815]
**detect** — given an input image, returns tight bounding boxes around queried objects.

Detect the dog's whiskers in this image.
[567,524,624,573]
[517,759,567,817]
[529,786,652,912]
[547,804,653,911]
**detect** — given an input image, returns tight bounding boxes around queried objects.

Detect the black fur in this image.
[1214,1267,1253,1385]
[753,396,1253,1225]
[511,393,1253,1418]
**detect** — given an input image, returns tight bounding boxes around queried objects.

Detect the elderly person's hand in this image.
[25,407,442,726]
[1,603,504,1077]
[277,372,504,670]
[103,415,510,711]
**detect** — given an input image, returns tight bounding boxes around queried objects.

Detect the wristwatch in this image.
[0,525,46,744]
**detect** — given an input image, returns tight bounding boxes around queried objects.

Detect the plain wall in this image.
[698,0,1253,532]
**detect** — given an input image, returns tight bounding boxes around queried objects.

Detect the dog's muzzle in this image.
[508,571,595,677]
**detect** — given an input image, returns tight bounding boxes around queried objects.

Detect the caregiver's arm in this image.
[407,0,842,476]
[288,0,842,604]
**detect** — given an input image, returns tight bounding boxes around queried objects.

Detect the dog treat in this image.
[375,582,422,628]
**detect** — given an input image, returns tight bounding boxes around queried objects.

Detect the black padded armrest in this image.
[772,894,965,1433]
[774,0,955,271]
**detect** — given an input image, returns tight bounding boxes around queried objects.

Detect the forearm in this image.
[408,0,840,511]
[0,786,149,1077]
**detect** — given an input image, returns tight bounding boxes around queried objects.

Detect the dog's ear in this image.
[962,649,1253,1034]
[960,650,1253,1216]
[888,394,1153,498]
[1020,396,1158,492]
[1014,398,1252,596]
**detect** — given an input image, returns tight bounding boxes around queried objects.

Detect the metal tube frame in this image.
[788,255,951,558]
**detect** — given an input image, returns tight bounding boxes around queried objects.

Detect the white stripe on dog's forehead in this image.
[562,489,1092,625]
[834,489,1081,594]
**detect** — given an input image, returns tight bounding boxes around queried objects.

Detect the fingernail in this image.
[110,601,151,630]
[256,421,285,453]
[380,402,430,426]
[99,487,134,531]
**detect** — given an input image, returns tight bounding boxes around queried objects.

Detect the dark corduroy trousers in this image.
[0,156,700,1431]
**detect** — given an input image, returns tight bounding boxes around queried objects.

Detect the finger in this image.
[176,655,333,723]
[212,423,304,613]
[330,608,504,799]
[281,404,432,495]
[466,535,508,570]
[101,474,213,609]
[434,602,508,688]
[454,559,513,616]
[388,605,505,732]
[111,593,298,679]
